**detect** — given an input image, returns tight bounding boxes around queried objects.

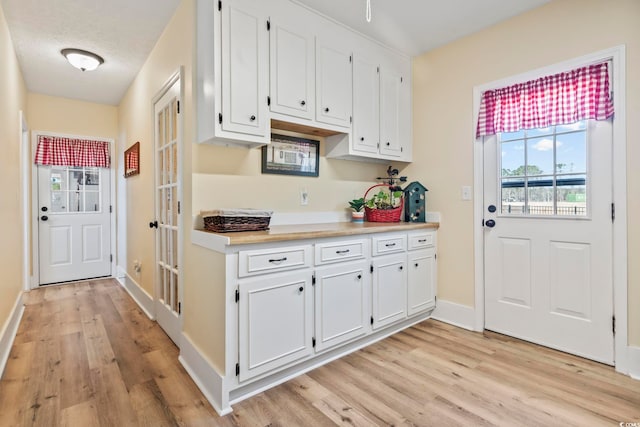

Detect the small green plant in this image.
[366,189,403,210]
[348,197,366,212]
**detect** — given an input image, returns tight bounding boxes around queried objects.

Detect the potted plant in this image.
[364,186,404,222]
[348,198,366,223]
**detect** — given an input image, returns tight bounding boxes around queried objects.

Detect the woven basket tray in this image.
[202,209,272,233]
[364,184,404,223]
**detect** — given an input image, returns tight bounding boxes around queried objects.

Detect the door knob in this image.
[488,205,497,213]
[41,215,48,221]
[41,206,48,212]
[149,220,158,229]
[485,219,496,228]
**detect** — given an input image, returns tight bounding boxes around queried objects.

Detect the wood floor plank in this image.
[2,279,640,427]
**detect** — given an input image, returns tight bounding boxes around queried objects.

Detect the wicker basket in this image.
[363,184,404,223]
[201,209,272,233]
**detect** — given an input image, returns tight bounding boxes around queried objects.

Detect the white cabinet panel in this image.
[314,261,370,351]
[379,69,403,157]
[316,39,352,127]
[238,271,313,382]
[238,245,312,277]
[352,55,379,154]
[372,253,407,329]
[408,231,435,250]
[407,248,436,316]
[269,19,314,120]
[372,234,406,256]
[221,0,269,139]
[315,239,368,265]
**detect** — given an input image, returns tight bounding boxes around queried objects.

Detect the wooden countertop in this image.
[192,221,439,252]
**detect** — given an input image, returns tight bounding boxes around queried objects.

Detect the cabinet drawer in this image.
[239,245,312,277]
[408,232,435,250]
[315,239,368,265]
[372,234,406,256]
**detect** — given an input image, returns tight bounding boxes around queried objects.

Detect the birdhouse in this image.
[403,181,428,222]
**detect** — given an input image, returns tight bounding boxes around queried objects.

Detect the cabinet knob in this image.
[250,115,256,121]
[386,142,391,146]
[298,286,304,292]
[357,274,362,280]
[360,137,364,141]
[300,100,306,106]
[399,265,404,271]
[324,107,330,113]
[415,263,419,267]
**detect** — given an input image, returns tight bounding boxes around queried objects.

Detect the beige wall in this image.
[408,0,640,345]
[0,4,26,332]
[117,0,196,337]
[27,93,118,139]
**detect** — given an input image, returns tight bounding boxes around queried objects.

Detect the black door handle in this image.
[485,219,496,228]
[41,215,48,221]
[488,205,497,213]
[149,220,158,229]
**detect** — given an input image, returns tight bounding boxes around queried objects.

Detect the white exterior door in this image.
[483,120,614,364]
[153,77,182,346]
[37,165,111,284]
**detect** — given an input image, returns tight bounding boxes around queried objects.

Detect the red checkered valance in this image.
[34,136,111,168]
[476,62,614,138]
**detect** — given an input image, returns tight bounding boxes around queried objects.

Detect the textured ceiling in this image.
[1,0,549,105]
[294,0,550,56]
[1,0,180,105]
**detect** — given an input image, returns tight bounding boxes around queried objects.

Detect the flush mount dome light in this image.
[61,48,104,71]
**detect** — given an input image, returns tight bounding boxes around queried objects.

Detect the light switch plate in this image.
[462,186,472,201]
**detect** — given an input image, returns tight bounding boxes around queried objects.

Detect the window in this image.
[499,121,587,217]
[50,166,102,213]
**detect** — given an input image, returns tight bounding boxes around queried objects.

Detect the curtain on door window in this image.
[476,62,613,138]
[34,135,111,168]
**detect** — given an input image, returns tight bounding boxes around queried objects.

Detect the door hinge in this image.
[312,337,316,348]
[110,254,113,262]
[235,363,240,376]
[611,202,615,222]
[612,315,616,335]
[178,201,181,214]
[109,205,112,213]
[370,316,374,325]
[267,96,271,106]
[218,113,223,124]
[377,66,380,73]
[266,19,270,31]
[218,0,222,11]
[400,76,404,83]
[435,253,437,260]
[178,302,181,315]
[350,116,352,124]
[400,147,403,152]
[177,100,180,114]
[312,275,316,285]
[349,55,352,63]
[235,288,239,303]
[370,265,374,273]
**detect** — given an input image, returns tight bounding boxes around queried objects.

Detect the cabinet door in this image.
[238,271,313,382]
[352,55,379,154]
[270,20,314,120]
[379,68,404,157]
[372,253,407,329]
[221,0,269,138]
[316,39,352,127]
[315,261,370,352]
[407,248,436,316]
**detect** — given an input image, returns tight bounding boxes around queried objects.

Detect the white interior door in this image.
[38,165,111,285]
[483,120,614,364]
[153,77,182,346]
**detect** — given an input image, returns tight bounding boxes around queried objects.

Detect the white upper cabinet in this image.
[221,0,269,139]
[316,38,352,128]
[269,16,314,120]
[379,68,404,157]
[352,54,380,155]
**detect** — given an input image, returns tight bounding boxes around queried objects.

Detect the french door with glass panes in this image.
[38,165,111,284]
[483,120,614,364]
[153,76,182,346]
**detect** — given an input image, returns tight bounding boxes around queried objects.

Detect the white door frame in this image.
[151,67,185,336]
[19,112,30,291]
[472,45,628,373]
[30,130,117,287]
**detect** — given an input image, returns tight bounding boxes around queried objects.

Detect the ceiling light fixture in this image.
[60,48,104,72]
[365,0,372,22]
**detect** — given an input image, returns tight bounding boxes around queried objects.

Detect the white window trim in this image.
[472,45,629,374]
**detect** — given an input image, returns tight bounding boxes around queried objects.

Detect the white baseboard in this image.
[628,345,640,380]
[431,299,476,331]
[179,333,230,416]
[0,291,24,378]
[116,265,126,279]
[116,274,155,320]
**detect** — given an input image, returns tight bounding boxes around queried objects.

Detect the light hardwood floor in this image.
[0,279,638,426]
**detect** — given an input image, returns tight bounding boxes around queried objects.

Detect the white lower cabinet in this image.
[238,270,314,382]
[407,247,436,316]
[371,253,407,330]
[314,260,370,352]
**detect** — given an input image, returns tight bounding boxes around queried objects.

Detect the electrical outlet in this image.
[300,189,309,206]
